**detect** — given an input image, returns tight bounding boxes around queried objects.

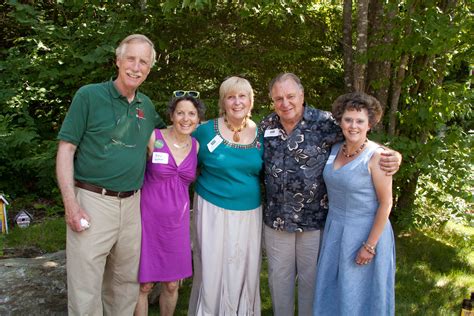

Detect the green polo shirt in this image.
[58,80,166,191]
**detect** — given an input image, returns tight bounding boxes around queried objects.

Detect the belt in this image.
[75,180,137,198]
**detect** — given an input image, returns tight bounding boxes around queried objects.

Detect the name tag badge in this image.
[152,152,169,164]
[326,153,336,165]
[264,128,281,138]
[207,135,223,153]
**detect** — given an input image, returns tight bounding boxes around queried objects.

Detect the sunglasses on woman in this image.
[173,90,200,99]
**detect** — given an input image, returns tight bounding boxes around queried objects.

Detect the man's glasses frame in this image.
[173,90,200,99]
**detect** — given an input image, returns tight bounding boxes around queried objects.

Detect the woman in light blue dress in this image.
[313,92,395,315]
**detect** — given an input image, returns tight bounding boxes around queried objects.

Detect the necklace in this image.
[169,128,190,149]
[342,139,367,158]
[224,115,247,142]
[173,142,189,149]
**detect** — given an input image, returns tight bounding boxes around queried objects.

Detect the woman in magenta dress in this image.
[135,91,205,316]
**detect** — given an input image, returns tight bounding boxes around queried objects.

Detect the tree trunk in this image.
[410,55,431,96]
[343,0,353,92]
[394,170,420,221]
[367,0,395,115]
[353,0,369,92]
[387,1,416,136]
[388,53,409,136]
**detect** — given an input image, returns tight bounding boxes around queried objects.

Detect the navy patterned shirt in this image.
[260,105,343,232]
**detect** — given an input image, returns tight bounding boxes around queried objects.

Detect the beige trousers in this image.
[67,188,141,316]
[264,225,322,316]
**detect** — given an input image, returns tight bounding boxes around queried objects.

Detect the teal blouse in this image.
[194,119,264,211]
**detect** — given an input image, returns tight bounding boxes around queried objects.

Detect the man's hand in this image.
[379,149,402,176]
[65,200,91,232]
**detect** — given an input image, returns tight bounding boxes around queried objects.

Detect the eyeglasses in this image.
[173,90,200,99]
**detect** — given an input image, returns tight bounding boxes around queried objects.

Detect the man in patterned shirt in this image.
[260,73,401,316]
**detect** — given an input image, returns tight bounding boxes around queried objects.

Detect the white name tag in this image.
[264,128,281,138]
[326,153,336,165]
[207,135,223,153]
[152,152,169,164]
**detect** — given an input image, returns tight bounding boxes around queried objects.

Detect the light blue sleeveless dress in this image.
[313,142,395,315]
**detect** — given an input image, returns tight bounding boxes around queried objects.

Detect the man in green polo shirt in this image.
[56,34,166,315]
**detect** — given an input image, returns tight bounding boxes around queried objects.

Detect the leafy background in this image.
[0,1,472,314]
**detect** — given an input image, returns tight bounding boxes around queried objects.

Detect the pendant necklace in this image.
[224,115,247,142]
[170,129,190,149]
[173,142,189,149]
[342,139,367,158]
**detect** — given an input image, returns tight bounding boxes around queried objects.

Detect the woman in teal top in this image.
[193,118,263,210]
[188,76,264,315]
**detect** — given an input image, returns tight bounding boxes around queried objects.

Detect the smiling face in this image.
[340,108,371,144]
[115,40,153,97]
[271,78,305,130]
[171,100,200,136]
[223,89,252,122]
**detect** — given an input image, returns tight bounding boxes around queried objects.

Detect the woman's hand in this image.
[355,246,375,265]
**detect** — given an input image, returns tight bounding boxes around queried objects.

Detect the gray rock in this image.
[0,251,67,315]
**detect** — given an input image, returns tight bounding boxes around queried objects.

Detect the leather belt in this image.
[75,180,137,198]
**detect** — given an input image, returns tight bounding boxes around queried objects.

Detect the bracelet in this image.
[362,242,376,255]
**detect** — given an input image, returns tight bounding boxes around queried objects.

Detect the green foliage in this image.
[390,82,473,228]
[0,116,58,198]
[0,0,471,230]
[0,1,127,197]
[368,1,474,228]
[0,0,343,198]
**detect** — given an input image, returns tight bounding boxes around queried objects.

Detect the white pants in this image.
[264,225,321,316]
[188,194,262,316]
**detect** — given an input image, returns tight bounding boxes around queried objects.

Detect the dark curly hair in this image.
[331,92,383,127]
[167,96,206,121]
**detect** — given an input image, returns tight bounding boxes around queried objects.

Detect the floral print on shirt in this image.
[260,105,343,232]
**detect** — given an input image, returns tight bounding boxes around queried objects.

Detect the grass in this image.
[0,216,66,255]
[394,221,474,315]
[2,218,473,315]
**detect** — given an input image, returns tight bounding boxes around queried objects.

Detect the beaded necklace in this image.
[342,138,368,158]
[224,115,247,142]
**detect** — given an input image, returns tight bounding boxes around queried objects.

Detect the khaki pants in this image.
[67,188,141,316]
[264,225,321,316]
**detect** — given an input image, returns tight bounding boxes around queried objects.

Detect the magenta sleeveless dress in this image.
[138,129,197,282]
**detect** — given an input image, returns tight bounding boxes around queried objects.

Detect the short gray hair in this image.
[115,34,156,67]
[268,72,304,98]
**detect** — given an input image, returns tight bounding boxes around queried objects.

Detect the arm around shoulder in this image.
[379,146,402,176]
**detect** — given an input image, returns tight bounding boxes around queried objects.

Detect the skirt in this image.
[188,194,262,316]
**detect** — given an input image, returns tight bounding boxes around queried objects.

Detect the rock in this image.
[2,246,45,259]
[0,251,67,315]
